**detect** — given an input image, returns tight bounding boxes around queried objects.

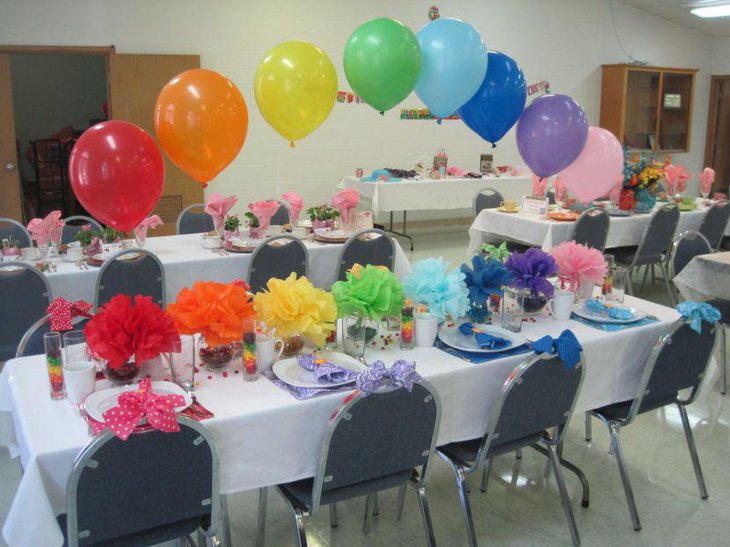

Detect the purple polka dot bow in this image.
[355,360,422,397]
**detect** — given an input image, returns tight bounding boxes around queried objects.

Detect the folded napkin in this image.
[204,192,238,231]
[298,353,358,384]
[332,188,360,227]
[532,175,548,197]
[281,191,303,224]
[27,210,63,246]
[699,167,715,196]
[531,329,582,369]
[360,169,401,182]
[553,176,567,202]
[248,200,280,231]
[133,215,163,241]
[458,322,511,349]
[664,164,690,195]
[46,297,94,331]
[677,301,720,333]
[435,337,531,363]
[570,313,657,332]
[584,298,635,320]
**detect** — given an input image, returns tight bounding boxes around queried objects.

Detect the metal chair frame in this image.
[15,314,91,358]
[176,203,214,235]
[472,187,504,217]
[0,217,31,247]
[699,199,730,251]
[94,249,166,308]
[247,235,309,292]
[667,230,713,305]
[335,229,395,283]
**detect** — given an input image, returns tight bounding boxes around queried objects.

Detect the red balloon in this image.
[68,121,165,232]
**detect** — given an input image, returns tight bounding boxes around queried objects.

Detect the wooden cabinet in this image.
[600,64,697,152]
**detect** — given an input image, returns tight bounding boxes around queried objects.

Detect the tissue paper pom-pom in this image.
[253,273,336,346]
[460,255,513,305]
[167,281,255,347]
[505,248,558,298]
[403,257,468,321]
[332,264,404,321]
[549,241,607,285]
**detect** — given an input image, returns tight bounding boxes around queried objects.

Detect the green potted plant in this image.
[306,204,340,230]
[243,212,265,239]
[222,215,241,244]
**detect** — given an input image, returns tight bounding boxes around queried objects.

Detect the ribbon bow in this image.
[46,297,94,331]
[355,360,422,397]
[677,301,721,334]
[102,378,186,440]
[531,330,583,370]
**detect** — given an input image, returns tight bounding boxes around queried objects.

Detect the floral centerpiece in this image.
[306,204,340,230]
[549,241,607,299]
[505,248,558,314]
[402,258,468,322]
[84,295,181,385]
[460,255,513,322]
[621,152,669,210]
[167,281,256,371]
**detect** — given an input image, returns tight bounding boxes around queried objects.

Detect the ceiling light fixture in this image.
[691,3,730,17]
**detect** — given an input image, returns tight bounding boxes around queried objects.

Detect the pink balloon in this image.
[559,127,623,202]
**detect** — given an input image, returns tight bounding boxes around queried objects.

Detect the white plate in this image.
[572,300,647,324]
[438,323,527,354]
[61,254,84,263]
[271,352,364,389]
[93,252,139,262]
[84,381,192,423]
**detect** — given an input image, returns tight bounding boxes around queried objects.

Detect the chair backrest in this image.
[670,230,712,278]
[176,203,215,235]
[95,249,165,308]
[247,235,308,293]
[336,229,395,282]
[0,263,52,360]
[699,200,730,250]
[473,187,504,216]
[16,315,91,358]
[310,382,441,515]
[570,207,610,251]
[66,417,219,547]
[270,201,291,226]
[546,190,556,205]
[477,350,584,467]
[633,203,680,264]
[623,319,717,425]
[0,217,31,247]
[62,216,103,245]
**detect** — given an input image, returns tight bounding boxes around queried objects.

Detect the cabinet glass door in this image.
[624,70,660,150]
[658,72,692,151]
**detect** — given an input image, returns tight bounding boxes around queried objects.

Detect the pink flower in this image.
[550,241,607,285]
[332,189,360,226]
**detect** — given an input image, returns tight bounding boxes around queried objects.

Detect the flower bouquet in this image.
[306,204,340,230]
[460,255,513,322]
[549,241,607,300]
[253,273,337,355]
[403,257,468,322]
[622,152,669,210]
[84,295,181,385]
[505,248,558,315]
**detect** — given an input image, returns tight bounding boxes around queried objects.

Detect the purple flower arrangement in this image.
[505,248,558,299]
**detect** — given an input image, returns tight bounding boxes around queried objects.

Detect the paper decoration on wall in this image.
[527,80,550,98]
[337,90,364,104]
[400,108,460,120]
[429,6,440,20]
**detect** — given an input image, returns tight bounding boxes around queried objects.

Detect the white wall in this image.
[0,0,714,216]
[711,37,730,74]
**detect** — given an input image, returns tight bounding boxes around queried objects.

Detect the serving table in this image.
[0,295,690,547]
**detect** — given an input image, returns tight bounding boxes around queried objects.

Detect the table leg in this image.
[385,211,414,251]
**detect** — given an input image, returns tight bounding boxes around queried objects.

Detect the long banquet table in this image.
[0,295,693,547]
[35,233,411,303]
[674,252,730,301]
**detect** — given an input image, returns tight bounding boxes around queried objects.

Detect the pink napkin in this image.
[27,210,63,246]
[609,178,623,203]
[553,177,567,202]
[248,200,280,231]
[698,167,715,196]
[133,215,163,241]
[281,191,304,224]
[532,175,548,197]
[664,164,690,195]
[446,166,465,177]
[332,188,360,226]
[204,193,238,231]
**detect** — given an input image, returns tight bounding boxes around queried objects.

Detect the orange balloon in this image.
[154,69,248,186]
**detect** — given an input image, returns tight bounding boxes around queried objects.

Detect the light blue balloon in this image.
[415,18,487,119]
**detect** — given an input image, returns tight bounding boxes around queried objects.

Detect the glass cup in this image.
[343,314,371,360]
[165,335,196,391]
[63,330,90,364]
[44,332,65,400]
[501,288,525,333]
[324,320,338,350]
[610,267,629,303]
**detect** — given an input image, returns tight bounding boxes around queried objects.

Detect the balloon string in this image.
[436,118,442,125]
[289,141,295,149]
[201,180,208,189]
[491,142,497,149]
[379,111,384,116]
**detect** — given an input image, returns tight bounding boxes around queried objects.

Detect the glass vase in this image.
[343,313,373,360]
[281,334,305,357]
[198,338,235,372]
[104,359,141,386]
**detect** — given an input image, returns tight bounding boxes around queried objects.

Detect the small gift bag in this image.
[433,148,448,173]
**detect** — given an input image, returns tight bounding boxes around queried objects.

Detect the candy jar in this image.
[242,331,258,381]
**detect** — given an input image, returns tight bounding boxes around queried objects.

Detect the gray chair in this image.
[257,381,441,547]
[614,203,680,299]
[706,298,730,395]
[699,199,729,250]
[437,346,585,547]
[270,200,291,226]
[176,203,215,235]
[336,229,395,282]
[58,416,228,547]
[590,318,718,531]
[473,188,504,216]
[669,230,713,305]
[0,217,31,248]
[62,215,102,244]
[247,235,308,293]
[0,263,52,361]
[16,315,91,358]
[95,249,165,308]
[570,207,610,251]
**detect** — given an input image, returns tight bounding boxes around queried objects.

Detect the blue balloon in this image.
[415,18,487,119]
[459,51,527,146]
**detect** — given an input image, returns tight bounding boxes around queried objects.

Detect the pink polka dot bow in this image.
[46,297,94,332]
[102,378,186,440]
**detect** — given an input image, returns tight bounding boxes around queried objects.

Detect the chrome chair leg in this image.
[396,483,407,521]
[548,444,581,547]
[257,487,267,547]
[659,263,674,305]
[415,484,437,547]
[585,412,592,441]
[722,326,727,396]
[480,458,493,493]
[641,264,650,293]
[196,529,206,547]
[677,404,708,499]
[515,447,522,459]
[363,495,372,534]
[607,422,641,531]
[220,494,233,547]
[626,267,634,296]
[292,507,308,547]
[456,465,478,547]
[329,503,338,528]
[372,492,379,516]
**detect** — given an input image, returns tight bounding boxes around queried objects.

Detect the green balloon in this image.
[344,18,421,113]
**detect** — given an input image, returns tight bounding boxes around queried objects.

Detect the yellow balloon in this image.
[254,41,338,146]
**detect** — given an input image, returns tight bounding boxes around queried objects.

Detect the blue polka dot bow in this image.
[530,330,583,370]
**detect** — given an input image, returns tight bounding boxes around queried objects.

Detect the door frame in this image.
[704,75,730,169]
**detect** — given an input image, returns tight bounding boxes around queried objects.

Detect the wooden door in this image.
[0,54,22,220]
[109,53,202,236]
[705,76,730,193]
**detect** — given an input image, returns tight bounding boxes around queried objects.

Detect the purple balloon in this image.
[516,94,588,179]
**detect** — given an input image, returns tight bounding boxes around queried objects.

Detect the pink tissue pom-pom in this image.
[550,241,607,285]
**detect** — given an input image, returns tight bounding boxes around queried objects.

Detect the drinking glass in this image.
[44,332,65,399]
[343,314,371,360]
[501,288,525,333]
[63,330,89,364]
[611,267,629,303]
[165,335,196,391]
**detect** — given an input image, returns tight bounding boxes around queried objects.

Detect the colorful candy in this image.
[242,331,258,381]
[400,298,414,350]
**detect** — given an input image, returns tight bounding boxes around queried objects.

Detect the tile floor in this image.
[1,226,728,547]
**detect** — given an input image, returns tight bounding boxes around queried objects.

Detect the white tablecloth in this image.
[339,175,532,215]
[467,205,715,256]
[674,252,730,301]
[0,296,688,547]
[33,234,411,303]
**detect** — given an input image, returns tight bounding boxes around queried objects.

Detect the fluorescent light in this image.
[691,4,730,17]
